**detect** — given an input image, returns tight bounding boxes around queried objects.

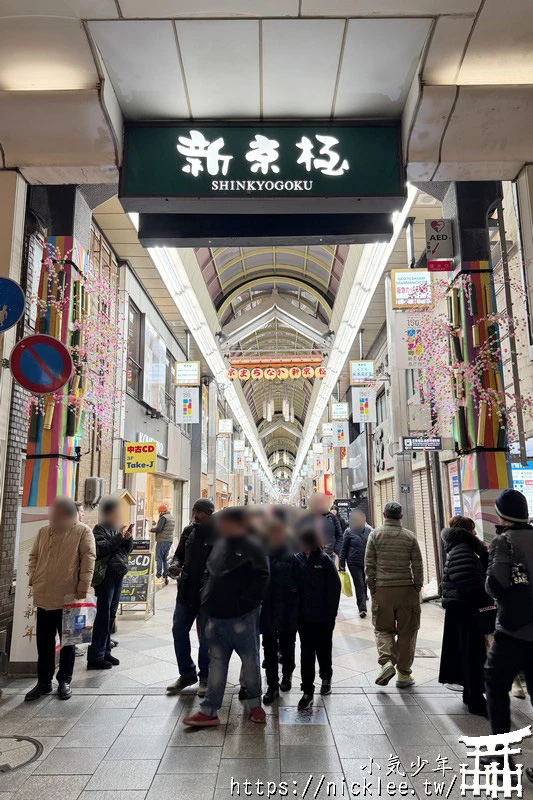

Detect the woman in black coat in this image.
[87,496,134,670]
[438,515,492,716]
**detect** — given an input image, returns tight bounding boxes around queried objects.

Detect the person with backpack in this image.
[484,489,533,751]
[87,496,133,670]
[438,516,492,717]
[296,516,341,711]
[151,503,175,584]
[339,508,373,618]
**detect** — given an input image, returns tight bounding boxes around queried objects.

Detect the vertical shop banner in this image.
[143,318,166,412]
[393,311,425,369]
[331,401,349,420]
[218,418,233,435]
[234,439,245,451]
[511,461,533,511]
[234,452,244,470]
[176,386,200,424]
[351,387,377,423]
[448,461,462,516]
[332,421,349,447]
[322,422,333,438]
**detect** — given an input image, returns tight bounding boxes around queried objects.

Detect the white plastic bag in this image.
[62,594,97,646]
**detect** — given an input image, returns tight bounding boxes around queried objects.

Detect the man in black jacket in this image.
[87,496,134,670]
[166,498,216,697]
[484,490,533,754]
[308,493,343,557]
[183,506,270,727]
[339,509,372,617]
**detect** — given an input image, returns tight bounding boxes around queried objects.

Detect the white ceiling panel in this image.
[118,0,298,18]
[422,15,475,85]
[0,17,98,91]
[176,20,260,118]
[334,18,431,118]
[89,20,189,119]
[0,0,118,17]
[262,19,345,117]
[457,0,533,85]
[301,0,480,14]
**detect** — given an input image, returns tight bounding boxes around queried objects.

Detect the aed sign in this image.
[120,123,405,214]
[425,219,453,261]
[124,441,157,473]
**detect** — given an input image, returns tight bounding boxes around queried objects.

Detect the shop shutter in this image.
[375,476,394,523]
[412,469,437,585]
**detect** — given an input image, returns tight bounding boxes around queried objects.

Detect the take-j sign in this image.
[120,123,405,212]
[125,441,157,473]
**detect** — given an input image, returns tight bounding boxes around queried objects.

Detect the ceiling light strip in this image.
[148,246,276,494]
[290,185,418,494]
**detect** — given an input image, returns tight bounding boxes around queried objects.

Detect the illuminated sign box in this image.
[120,123,405,215]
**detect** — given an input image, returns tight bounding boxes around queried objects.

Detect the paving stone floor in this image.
[1,586,533,799]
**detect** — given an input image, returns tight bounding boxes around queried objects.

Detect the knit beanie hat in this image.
[384,501,403,520]
[192,498,215,515]
[495,489,529,524]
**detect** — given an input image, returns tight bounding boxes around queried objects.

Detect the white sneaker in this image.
[396,671,415,688]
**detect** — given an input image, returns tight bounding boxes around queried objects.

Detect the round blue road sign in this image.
[10,334,73,395]
[0,277,25,333]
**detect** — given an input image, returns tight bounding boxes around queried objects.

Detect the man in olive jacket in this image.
[365,501,423,689]
[26,497,95,702]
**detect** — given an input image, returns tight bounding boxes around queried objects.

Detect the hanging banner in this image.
[218,418,233,435]
[351,387,377,423]
[234,452,244,470]
[331,401,349,420]
[176,386,200,424]
[312,442,323,454]
[391,269,432,309]
[332,421,349,447]
[322,422,333,438]
[393,312,425,369]
[349,360,375,385]
[234,439,245,451]
[175,360,201,386]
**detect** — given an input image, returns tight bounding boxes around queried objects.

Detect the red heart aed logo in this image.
[431,220,445,233]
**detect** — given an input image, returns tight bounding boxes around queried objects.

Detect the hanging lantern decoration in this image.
[277,367,289,380]
[314,366,327,379]
[238,368,250,381]
[289,366,301,379]
[251,367,263,380]
[227,367,238,380]
[264,367,276,380]
[302,366,315,379]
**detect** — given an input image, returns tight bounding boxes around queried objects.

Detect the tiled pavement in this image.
[1,587,533,799]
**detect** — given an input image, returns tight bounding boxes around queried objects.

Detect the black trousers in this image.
[485,631,533,734]
[348,564,368,613]
[36,607,75,686]
[263,630,296,689]
[299,620,334,694]
[88,572,124,663]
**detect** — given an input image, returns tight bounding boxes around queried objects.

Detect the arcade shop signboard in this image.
[120,122,405,214]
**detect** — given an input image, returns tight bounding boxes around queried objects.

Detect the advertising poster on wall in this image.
[143,319,166,412]
[351,387,377,423]
[511,461,533,514]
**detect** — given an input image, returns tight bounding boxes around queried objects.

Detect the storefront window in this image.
[145,474,182,542]
[127,302,143,398]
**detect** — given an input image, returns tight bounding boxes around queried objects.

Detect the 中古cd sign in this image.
[120,123,404,214]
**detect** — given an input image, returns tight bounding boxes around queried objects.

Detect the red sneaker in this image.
[249,706,267,724]
[182,712,220,727]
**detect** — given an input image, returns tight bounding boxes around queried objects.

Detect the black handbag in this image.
[476,603,497,635]
[497,532,533,631]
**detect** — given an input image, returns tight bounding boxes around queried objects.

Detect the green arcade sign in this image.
[120,122,405,214]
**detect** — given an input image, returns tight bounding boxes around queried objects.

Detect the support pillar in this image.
[10,185,92,672]
[386,275,416,533]
[189,380,205,514]
[207,379,217,506]
[443,181,512,536]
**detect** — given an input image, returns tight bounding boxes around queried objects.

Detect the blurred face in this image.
[308,493,327,514]
[49,501,76,530]
[246,509,267,536]
[77,506,85,522]
[268,522,286,550]
[351,510,366,529]
[218,517,245,538]
[103,505,121,529]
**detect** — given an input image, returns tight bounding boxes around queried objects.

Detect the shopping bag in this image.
[339,570,353,598]
[62,594,97,646]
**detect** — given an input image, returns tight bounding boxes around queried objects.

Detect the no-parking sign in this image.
[0,277,25,333]
[10,334,73,394]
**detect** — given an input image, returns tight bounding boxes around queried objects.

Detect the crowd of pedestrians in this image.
[20,486,533,779]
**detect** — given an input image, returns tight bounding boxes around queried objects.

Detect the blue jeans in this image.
[156,541,172,578]
[88,572,123,662]
[172,600,209,681]
[201,608,261,716]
